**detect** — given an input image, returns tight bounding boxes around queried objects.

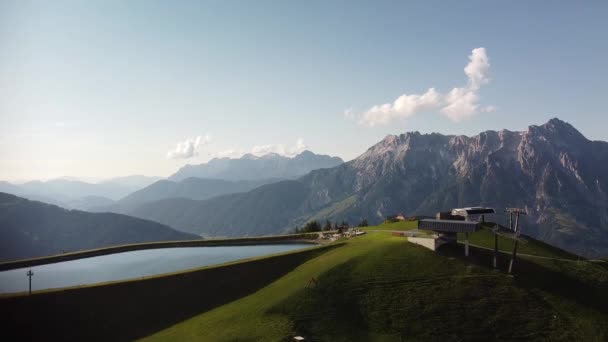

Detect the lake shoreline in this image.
[0,233,320,271]
[0,243,340,341]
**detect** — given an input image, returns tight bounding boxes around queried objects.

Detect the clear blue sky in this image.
[1,0,607,181]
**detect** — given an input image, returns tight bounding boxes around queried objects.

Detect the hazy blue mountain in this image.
[116,177,281,208]
[130,180,310,237]
[19,179,133,201]
[0,181,68,207]
[129,118,608,258]
[169,150,343,181]
[0,181,22,194]
[0,177,161,211]
[66,196,116,211]
[0,192,199,262]
[0,190,115,212]
[106,175,163,188]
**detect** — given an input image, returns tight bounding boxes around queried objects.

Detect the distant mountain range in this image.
[169,150,343,181]
[0,152,342,212]
[88,151,342,213]
[0,193,199,262]
[129,180,310,237]
[3,123,606,258]
[105,175,164,188]
[0,176,162,211]
[126,118,608,258]
[18,179,131,201]
[0,151,346,260]
[119,177,279,204]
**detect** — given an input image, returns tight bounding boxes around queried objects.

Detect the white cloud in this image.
[464,47,490,90]
[439,47,491,121]
[166,135,211,159]
[251,138,308,157]
[213,149,240,158]
[359,88,441,127]
[344,108,355,120]
[441,87,480,122]
[209,139,309,160]
[354,47,493,126]
[251,144,276,155]
[292,138,306,154]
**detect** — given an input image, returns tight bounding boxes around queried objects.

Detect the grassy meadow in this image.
[361,220,418,231]
[457,225,580,259]
[143,222,608,341]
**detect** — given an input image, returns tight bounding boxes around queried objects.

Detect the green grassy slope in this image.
[458,227,580,259]
[298,194,359,225]
[143,230,608,341]
[365,220,579,259]
[362,220,418,231]
[142,234,387,342]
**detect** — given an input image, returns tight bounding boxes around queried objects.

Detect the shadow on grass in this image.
[437,244,608,315]
[0,245,339,342]
[267,245,581,341]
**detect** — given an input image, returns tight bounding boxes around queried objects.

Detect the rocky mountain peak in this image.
[293,150,322,161]
[259,152,282,160]
[544,117,576,131]
[132,118,608,258]
[526,118,587,145]
[362,134,410,159]
[241,153,258,160]
[296,150,315,157]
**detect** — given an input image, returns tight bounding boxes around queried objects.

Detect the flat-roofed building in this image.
[418,219,482,256]
[436,211,465,221]
[419,219,480,232]
[450,207,495,222]
[387,213,406,221]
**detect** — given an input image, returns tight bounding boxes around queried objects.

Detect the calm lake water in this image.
[0,244,313,294]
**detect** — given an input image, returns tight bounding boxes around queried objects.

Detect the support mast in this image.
[505,208,527,274]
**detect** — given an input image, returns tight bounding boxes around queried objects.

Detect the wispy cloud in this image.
[355,47,493,126]
[343,108,355,120]
[359,88,441,126]
[211,139,308,159]
[441,47,491,122]
[251,138,307,157]
[213,149,240,158]
[166,135,211,159]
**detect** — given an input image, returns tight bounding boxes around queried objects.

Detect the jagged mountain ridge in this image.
[169,150,344,181]
[130,118,608,257]
[298,118,608,256]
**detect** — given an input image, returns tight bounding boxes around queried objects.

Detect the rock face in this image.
[130,118,608,258]
[297,118,608,257]
[169,150,344,181]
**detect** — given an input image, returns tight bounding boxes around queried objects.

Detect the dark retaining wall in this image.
[0,243,337,341]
